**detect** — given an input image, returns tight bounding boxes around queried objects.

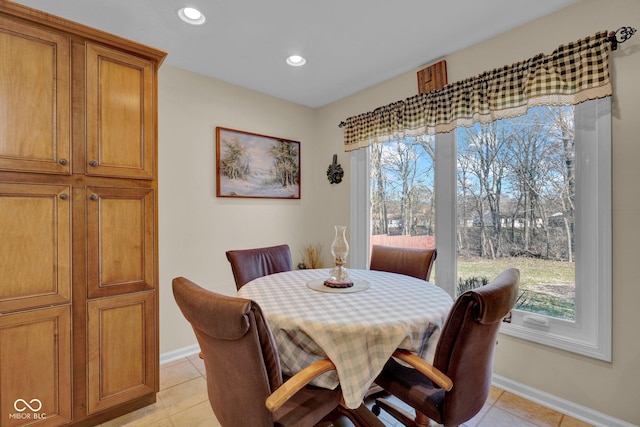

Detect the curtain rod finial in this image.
[609,27,636,50]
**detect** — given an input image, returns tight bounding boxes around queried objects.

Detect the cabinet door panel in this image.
[0,305,72,426]
[86,43,154,179]
[0,182,71,313]
[87,292,155,414]
[86,187,155,298]
[0,16,71,174]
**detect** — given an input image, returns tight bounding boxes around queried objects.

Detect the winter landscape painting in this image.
[216,127,301,199]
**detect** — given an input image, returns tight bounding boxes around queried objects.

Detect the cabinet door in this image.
[0,305,72,426]
[0,16,71,175]
[86,43,155,179]
[86,186,155,298]
[86,291,155,414]
[0,182,71,313]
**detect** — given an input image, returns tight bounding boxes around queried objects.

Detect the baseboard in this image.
[492,374,636,427]
[159,344,200,365]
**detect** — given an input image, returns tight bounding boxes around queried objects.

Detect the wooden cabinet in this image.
[0,182,72,313]
[0,3,165,426]
[87,292,156,414]
[86,186,155,298]
[86,43,156,179]
[0,15,71,175]
[0,306,72,427]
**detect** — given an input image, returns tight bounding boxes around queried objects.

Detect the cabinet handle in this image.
[89,160,98,167]
[58,158,68,165]
[59,194,68,200]
[89,194,98,201]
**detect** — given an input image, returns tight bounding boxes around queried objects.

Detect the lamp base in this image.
[324,278,354,288]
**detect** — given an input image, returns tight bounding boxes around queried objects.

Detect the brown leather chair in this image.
[226,244,293,290]
[173,277,383,427]
[372,268,520,427]
[369,245,437,281]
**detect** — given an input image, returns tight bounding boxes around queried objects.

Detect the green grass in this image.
[515,290,575,320]
[457,257,575,320]
[457,257,574,286]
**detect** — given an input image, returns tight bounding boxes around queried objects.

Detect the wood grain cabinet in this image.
[0,3,165,426]
[0,183,72,313]
[86,43,156,180]
[0,15,71,175]
[86,186,156,299]
[87,292,156,414]
[0,306,72,427]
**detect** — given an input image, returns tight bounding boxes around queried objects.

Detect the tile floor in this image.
[99,354,594,426]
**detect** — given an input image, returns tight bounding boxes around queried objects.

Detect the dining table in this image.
[236,268,454,409]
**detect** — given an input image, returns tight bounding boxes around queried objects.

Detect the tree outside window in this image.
[371,106,577,321]
[455,106,576,320]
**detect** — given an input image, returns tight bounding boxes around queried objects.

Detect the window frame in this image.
[350,97,611,361]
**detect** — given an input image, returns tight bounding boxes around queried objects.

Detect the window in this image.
[456,106,577,321]
[369,136,436,264]
[351,98,611,361]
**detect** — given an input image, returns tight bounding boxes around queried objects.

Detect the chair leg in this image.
[415,411,432,427]
[372,397,416,427]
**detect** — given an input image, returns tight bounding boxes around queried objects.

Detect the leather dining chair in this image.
[369,245,437,281]
[371,268,520,427]
[226,244,293,290]
[173,277,384,427]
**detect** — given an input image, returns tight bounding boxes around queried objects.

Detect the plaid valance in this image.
[343,31,613,152]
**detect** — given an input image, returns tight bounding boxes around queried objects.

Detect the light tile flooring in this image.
[99,354,594,427]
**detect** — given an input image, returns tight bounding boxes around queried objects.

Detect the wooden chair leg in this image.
[415,411,431,427]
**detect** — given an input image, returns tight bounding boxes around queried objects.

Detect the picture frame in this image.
[216,127,301,199]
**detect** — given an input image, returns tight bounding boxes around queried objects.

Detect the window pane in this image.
[455,106,576,321]
[369,136,436,259]
[354,99,610,359]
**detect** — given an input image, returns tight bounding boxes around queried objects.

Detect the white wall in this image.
[158,67,320,351]
[158,0,640,424]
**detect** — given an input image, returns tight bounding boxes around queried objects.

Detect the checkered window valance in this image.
[343,31,612,152]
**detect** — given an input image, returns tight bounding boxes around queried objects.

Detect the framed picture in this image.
[216,127,301,199]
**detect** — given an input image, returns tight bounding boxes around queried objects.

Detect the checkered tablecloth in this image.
[237,268,453,409]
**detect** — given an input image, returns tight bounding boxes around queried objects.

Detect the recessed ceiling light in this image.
[178,7,206,25]
[286,55,306,67]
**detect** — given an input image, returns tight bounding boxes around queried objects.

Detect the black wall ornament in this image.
[327,154,344,184]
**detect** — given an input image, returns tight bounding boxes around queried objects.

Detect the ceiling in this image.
[12,0,580,108]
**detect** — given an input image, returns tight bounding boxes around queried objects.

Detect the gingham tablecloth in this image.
[237,268,453,409]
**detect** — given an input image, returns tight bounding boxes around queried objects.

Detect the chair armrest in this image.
[265,358,336,412]
[392,349,453,391]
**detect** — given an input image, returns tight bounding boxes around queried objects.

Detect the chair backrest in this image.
[226,244,293,290]
[369,245,437,281]
[433,268,520,426]
[172,277,283,427]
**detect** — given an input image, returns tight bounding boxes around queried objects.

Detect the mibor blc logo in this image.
[9,398,46,421]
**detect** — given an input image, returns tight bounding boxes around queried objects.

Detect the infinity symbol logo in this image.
[13,399,42,412]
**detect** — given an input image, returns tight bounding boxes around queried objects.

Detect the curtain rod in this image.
[337,26,636,129]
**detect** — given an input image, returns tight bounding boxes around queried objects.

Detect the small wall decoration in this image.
[216,127,300,199]
[326,154,344,184]
[417,60,447,94]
